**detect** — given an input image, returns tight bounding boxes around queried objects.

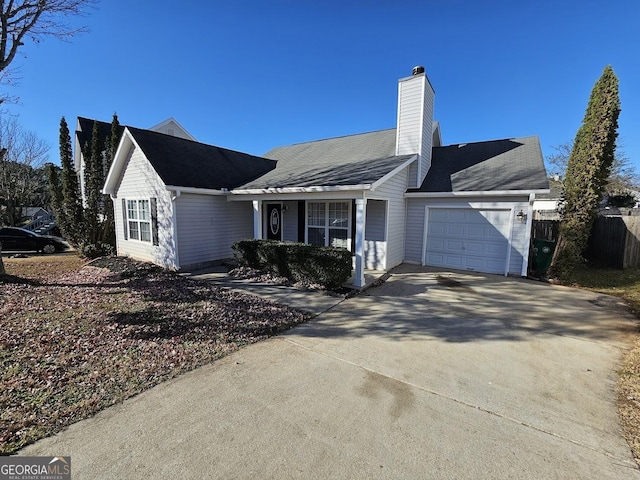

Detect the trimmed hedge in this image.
[232,239,352,289]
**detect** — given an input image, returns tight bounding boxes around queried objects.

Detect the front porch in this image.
[232,195,390,289]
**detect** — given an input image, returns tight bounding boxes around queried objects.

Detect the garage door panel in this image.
[486,243,507,256]
[465,257,484,270]
[430,210,449,222]
[465,241,486,255]
[425,208,511,274]
[448,210,468,222]
[445,239,465,251]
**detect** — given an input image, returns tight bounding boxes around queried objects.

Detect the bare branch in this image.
[0,1,96,101]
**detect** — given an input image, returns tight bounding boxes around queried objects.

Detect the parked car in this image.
[0,227,69,254]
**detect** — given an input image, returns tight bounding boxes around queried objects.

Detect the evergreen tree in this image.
[45,163,63,223]
[101,113,121,245]
[84,120,104,244]
[58,117,84,245]
[549,66,621,278]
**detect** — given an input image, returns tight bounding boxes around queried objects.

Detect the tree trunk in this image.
[0,245,5,275]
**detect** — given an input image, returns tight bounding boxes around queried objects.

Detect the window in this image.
[126,199,151,242]
[307,201,350,249]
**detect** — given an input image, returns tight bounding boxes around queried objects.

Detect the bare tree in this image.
[546,141,638,194]
[0,0,96,100]
[0,115,49,226]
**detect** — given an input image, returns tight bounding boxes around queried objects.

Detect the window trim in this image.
[125,199,152,243]
[305,200,352,250]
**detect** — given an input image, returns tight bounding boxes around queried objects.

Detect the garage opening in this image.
[424,208,512,275]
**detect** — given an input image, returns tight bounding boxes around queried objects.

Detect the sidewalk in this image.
[181,266,347,316]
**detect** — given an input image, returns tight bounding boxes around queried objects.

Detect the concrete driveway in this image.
[22,264,640,479]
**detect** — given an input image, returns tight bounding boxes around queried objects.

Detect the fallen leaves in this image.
[0,256,308,454]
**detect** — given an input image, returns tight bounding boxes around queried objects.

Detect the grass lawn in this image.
[0,254,307,454]
[563,266,640,465]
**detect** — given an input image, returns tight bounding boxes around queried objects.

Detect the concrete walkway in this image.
[22,265,640,479]
[181,266,348,316]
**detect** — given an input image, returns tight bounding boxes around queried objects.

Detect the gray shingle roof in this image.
[239,129,406,189]
[127,127,276,190]
[77,117,124,152]
[409,136,549,193]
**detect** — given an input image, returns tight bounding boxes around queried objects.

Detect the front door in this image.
[266,203,282,241]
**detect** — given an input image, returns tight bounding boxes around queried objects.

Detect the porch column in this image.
[253,200,263,239]
[354,198,367,288]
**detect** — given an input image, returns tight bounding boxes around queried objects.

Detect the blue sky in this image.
[5,0,640,173]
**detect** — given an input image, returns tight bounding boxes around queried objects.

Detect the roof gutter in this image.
[405,189,550,198]
[231,184,372,195]
[164,185,228,196]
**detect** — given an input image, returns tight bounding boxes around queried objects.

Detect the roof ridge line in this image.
[274,127,396,148]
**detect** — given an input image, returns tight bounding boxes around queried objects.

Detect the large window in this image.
[126,199,151,242]
[307,201,350,249]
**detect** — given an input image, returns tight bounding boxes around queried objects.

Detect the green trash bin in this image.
[532,238,556,274]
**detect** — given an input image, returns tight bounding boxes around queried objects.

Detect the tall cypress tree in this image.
[550,66,621,278]
[84,120,104,244]
[59,117,84,246]
[45,163,63,223]
[101,113,121,245]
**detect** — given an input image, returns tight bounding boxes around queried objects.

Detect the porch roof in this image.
[236,153,415,191]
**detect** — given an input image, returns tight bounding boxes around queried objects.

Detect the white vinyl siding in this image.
[419,83,434,186]
[396,74,434,188]
[113,147,177,269]
[372,167,409,270]
[282,201,298,242]
[364,200,386,270]
[396,77,424,157]
[175,194,253,269]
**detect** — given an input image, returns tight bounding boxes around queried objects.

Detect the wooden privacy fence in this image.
[585,216,640,269]
[531,216,640,269]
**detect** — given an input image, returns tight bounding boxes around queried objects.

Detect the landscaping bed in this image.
[0,255,307,454]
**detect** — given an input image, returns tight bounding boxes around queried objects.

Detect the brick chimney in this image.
[395,66,435,188]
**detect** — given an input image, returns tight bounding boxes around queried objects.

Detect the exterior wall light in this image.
[516,210,527,223]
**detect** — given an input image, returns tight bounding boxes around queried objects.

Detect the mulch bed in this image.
[0,256,308,454]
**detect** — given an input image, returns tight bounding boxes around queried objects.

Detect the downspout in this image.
[171,190,181,270]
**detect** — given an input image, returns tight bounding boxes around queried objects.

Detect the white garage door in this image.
[425,208,511,274]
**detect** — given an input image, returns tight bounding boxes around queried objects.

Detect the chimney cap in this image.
[412,65,425,75]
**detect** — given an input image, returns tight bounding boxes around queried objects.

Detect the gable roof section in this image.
[237,129,414,190]
[408,136,549,193]
[125,127,276,190]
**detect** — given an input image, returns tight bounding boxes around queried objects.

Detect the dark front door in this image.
[266,204,282,241]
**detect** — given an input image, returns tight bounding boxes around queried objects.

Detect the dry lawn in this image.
[0,254,307,454]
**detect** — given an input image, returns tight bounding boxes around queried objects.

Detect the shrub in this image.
[232,239,352,289]
[79,242,115,259]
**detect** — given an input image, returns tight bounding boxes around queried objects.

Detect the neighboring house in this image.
[75,116,194,204]
[20,207,50,223]
[532,177,563,219]
[103,67,549,287]
[19,207,57,235]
